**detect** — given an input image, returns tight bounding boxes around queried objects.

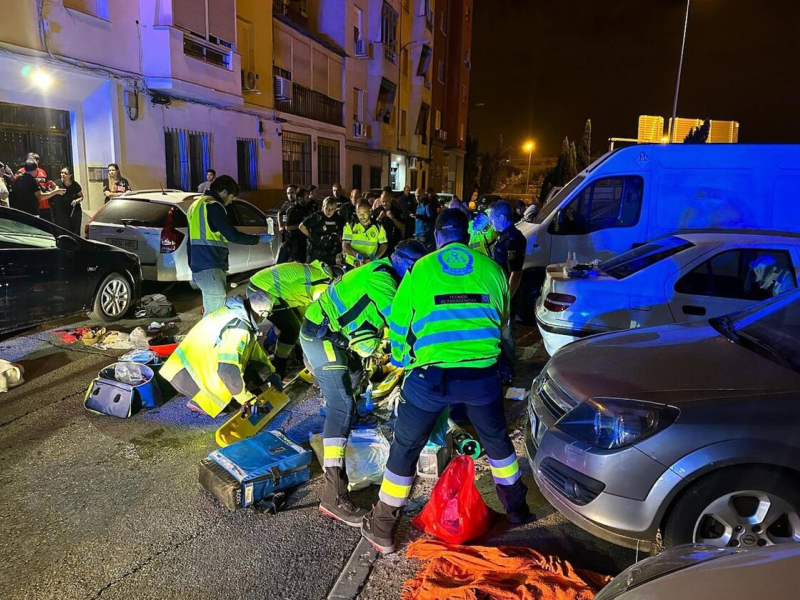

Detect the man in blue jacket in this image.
[187,175,273,315]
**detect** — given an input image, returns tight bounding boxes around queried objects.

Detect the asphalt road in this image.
[0,281,636,599]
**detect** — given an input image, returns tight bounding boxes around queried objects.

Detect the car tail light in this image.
[160,206,185,254]
[543,292,576,312]
[84,207,100,238]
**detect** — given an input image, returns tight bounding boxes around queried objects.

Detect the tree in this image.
[577,119,592,171]
[464,132,480,199]
[568,141,578,180]
[684,119,711,144]
[478,139,511,195]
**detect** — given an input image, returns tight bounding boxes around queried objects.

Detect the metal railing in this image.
[273,0,309,28]
[275,82,344,127]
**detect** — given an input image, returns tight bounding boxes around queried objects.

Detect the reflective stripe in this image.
[323,437,347,467]
[193,239,227,248]
[275,341,295,359]
[413,306,500,331]
[323,340,337,362]
[271,268,283,299]
[414,327,501,352]
[488,455,521,485]
[328,286,348,315]
[378,470,414,507]
[218,352,240,363]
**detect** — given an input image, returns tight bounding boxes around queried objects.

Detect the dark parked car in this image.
[0,207,142,335]
[526,289,800,551]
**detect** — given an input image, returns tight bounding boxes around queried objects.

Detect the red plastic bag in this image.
[412,455,495,544]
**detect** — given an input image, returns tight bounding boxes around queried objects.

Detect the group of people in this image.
[1,152,131,235]
[162,172,532,555]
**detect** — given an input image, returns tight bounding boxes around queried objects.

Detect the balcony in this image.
[384,45,398,65]
[273,0,308,29]
[275,82,343,127]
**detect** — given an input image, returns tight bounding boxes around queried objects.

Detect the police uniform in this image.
[366,242,530,550]
[492,225,527,380]
[160,296,274,417]
[300,259,400,525]
[302,210,342,266]
[342,220,387,266]
[247,261,333,376]
[279,200,313,263]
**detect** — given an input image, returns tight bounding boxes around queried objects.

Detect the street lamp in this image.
[668,0,691,143]
[523,141,535,196]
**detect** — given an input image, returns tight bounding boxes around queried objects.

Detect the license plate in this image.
[107,237,138,251]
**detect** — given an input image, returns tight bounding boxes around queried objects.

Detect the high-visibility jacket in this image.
[306,259,398,342]
[389,243,509,370]
[248,261,332,309]
[342,220,387,266]
[187,194,228,271]
[160,296,273,417]
[468,220,497,256]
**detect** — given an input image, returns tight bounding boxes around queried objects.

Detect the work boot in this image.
[271,356,288,379]
[319,467,367,527]
[361,501,402,555]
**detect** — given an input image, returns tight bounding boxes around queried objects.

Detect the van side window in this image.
[555,176,644,235]
[675,249,797,301]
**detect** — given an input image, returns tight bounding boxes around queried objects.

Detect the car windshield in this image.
[725,290,800,372]
[534,176,585,224]
[599,236,694,280]
[95,199,186,227]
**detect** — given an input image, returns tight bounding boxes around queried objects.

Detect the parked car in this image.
[86,191,278,282]
[0,207,142,335]
[536,231,800,355]
[526,289,800,551]
[596,544,800,599]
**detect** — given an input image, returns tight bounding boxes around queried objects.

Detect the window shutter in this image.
[293,39,311,87]
[64,0,99,16]
[237,18,253,72]
[328,58,343,101]
[312,49,328,96]
[275,29,292,71]
[208,0,235,45]
[173,0,207,37]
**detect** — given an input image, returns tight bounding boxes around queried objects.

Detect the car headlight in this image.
[594,544,744,600]
[557,397,678,450]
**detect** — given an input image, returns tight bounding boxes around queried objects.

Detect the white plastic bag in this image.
[309,428,391,491]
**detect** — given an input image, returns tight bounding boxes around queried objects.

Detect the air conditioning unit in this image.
[241,70,260,93]
[355,39,371,58]
[274,75,292,101]
[354,122,367,138]
[409,157,419,169]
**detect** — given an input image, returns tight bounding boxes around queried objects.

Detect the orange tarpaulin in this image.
[402,539,611,600]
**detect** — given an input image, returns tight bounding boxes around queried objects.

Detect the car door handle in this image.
[682,305,707,316]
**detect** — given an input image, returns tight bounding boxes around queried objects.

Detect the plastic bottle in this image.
[266,217,275,236]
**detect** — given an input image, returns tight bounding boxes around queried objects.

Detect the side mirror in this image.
[56,235,81,251]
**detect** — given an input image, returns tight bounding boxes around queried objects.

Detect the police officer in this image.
[361,209,531,554]
[342,200,388,267]
[278,186,313,263]
[160,292,282,416]
[300,196,343,267]
[187,175,273,315]
[300,241,427,527]
[488,201,527,384]
[246,260,338,378]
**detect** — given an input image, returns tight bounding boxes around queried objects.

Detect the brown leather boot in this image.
[319,467,367,527]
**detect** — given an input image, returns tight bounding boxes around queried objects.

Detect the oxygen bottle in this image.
[448,418,482,459]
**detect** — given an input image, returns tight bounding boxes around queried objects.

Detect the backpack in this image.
[135,293,175,318]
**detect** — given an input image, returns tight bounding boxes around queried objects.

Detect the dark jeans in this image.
[269,307,303,360]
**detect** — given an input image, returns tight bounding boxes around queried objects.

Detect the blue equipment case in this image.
[199,430,311,510]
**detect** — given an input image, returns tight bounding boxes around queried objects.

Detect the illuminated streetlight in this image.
[523,141,535,196]
[31,69,53,90]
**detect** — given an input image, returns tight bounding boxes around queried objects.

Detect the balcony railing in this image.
[275,82,343,127]
[384,44,398,65]
[273,0,309,29]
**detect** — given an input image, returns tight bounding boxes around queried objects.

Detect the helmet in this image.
[349,330,381,358]
[248,290,274,321]
[391,240,427,278]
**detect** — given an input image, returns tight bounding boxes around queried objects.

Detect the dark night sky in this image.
[470,0,800,157]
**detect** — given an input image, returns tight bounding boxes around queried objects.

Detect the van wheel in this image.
[663,467,800,549]
[89,273,133,322]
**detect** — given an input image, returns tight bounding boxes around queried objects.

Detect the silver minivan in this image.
[86,191,278,281]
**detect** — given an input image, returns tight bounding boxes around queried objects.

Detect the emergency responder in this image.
[160,292,282,416]
[278,186,313,263]
[187,175,273,315]
[342,200,388,267]
[300,241,427,527]
[488,201,527,384]
[300,197,343,267]
[373,191,406,255]
[468,211,497,256]
[361,209,531,554]
[246,260,338,378]
[338,188,360,226]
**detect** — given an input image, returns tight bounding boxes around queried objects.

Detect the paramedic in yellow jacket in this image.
[160,293,282,416]
[342,200,388,267]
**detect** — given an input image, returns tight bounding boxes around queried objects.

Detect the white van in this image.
[516,144,800,320]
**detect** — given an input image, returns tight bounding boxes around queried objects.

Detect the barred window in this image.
[317,137,340,187]
[165,128,210,191]
[237,138,258,191]
[282,131,312,187]
[370,166,382,189]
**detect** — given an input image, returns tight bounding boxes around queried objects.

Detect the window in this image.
[174,0,235,65]
[420,0,433,29]
[601,237,695,280]
[376,78,397,124]
[434,110,442,131]
[0,218,56,249]
[232,201,266,226]
[237,138,258,191]
[441,2,449,33]
[421,170,426,190]
[354,6,364,42]
[437,60,445,83]
[415,103,430,141]
[675,249,797,301]
[370,166,382,189]
[353,88,365,122]
[318,138,340,187]
[401,49,409,75]
[236,17,255,73]
[555,176,644,235]
[64,0,108,19]
[352,164,363,191]
[282,131,312,186]
[410,170,418,190]
[381,2,399,51]
[417,44,433,77]
[164,129,210,191]
[465,4,470,20]
[461,84,467,103]
[459,123,465,141]
[403,0,409,12]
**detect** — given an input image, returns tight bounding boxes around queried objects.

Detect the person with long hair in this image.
[55,166,84,235]
[102,163,130,203]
